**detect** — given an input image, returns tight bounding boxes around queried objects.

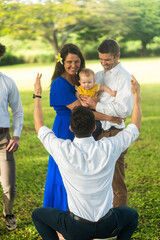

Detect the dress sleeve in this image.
[50,77,77,106]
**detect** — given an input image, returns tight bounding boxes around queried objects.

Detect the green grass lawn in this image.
[0,84,160,239]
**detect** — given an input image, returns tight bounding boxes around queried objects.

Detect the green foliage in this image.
[0,51,24,65]
[0,36,55,65]
[0,0,160,56]
[82,42,99,60]
[1,35,160,66]
[0,0,87,54]
[117,0,160,56]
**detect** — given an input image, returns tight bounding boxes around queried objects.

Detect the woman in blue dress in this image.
[43,44,85,211]
[43,43,123,213]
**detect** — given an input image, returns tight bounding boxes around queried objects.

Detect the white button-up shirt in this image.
[95,63,133,130]
[38,124,139,221]
[0,72,23,137]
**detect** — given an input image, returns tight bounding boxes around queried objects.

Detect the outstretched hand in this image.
[34,73,42,95]
[131,75,140,95]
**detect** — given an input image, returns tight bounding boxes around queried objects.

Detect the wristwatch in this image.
[33,94,42,98]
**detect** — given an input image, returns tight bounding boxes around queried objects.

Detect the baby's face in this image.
[79,74,95,90]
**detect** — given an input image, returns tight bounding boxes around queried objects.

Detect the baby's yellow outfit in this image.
[76,84,100,97]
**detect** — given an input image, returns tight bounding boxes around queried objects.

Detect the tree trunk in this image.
[141,41,147,56]
[52,30,59,55]
[43,31,59,56]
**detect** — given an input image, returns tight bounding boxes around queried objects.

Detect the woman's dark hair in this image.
[51,43,85,84]
[70,106,95,138]
[0,43,6,58]
[98,39,120,57]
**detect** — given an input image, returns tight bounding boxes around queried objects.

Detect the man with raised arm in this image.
[32,73,141,240]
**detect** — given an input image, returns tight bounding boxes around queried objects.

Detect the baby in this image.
[76,68,117,139]
[76,68,117,98]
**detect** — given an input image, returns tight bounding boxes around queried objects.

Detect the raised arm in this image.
[131,75,142,132]
[34,73,44,133]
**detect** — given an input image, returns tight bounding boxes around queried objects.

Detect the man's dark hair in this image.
[98,39,120,57]
[70,106,95,138]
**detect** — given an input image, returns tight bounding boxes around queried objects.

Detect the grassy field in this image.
[0,65,160,239]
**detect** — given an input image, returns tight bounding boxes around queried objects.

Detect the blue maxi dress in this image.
[43,76,77,211]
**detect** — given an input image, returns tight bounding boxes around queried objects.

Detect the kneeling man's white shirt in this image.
[38,124,139,221]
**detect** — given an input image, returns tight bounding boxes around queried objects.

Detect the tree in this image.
[1,0,160,56]
[0,0,134,54]
[117,0,160,56]
[0,0,87,54]
[75,0,137,45]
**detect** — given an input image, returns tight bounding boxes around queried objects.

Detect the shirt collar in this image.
[73,136,95,144]
[104,62,122,75]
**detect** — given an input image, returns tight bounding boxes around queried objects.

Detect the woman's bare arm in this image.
[66,100,81,110]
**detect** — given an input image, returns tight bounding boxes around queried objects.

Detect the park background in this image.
[0,0,160,239]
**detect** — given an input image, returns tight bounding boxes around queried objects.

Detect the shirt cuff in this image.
[13,127,23,138]
[127,124,140,137]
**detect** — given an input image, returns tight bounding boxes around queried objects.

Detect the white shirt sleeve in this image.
[38,126,67,163]
[102,124,140,163]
